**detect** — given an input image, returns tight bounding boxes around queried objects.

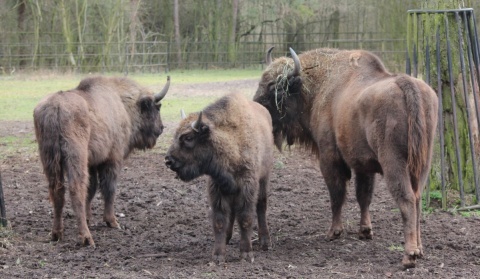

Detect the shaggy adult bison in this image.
[33,75,170,246]
[254,47,438,268]
[165,92,274,263]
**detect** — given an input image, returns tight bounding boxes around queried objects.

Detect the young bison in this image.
[165,92,274,263]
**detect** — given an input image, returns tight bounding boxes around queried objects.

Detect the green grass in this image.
[0,69,261,121]
[458,210,480,218]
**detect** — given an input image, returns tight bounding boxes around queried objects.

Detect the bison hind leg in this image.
[50,181,66,242]
[257,176,271,251]
[86,167,99,226]
[98,163,121,229]
[46,165,66,242]
[355,172,375,240]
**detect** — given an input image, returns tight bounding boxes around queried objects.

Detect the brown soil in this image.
[1,79,480,278]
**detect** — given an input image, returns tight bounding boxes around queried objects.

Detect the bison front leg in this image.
[210,200,229,264]
[225,203,235,245]
[355,172,375,240]
[98,163,121,229]
[237,204,255,263]
[257,177,271,250]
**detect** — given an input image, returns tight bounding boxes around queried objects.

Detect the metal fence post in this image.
[0,170,7,227]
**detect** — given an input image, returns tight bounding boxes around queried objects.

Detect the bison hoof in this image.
[260,236,271,251]
[326,228,343,241]
[51,231,64,242]
[212,254,226,265]
[358,227,373,240]
[402,248,421,269]
[241,251,254,263]
[78,235,95,247]
[106,220,122,230]
[402,254,417,269]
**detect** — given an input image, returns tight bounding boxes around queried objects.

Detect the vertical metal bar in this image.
[455,11,477,207]
[462,11,480,203]
[471,12,480,73]
[426,37,431,85]
[406,46,411,75]
[0,171,6,227]
[445,13,466,207]
[407,12,412,75]
[436,27,447,210]
[424,35,431,207]
[413,43,418,78]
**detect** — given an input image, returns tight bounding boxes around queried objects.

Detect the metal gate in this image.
[407,8,480,210]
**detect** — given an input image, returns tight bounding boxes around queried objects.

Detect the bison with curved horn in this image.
[34,75,170,247]
[254,47,438,268]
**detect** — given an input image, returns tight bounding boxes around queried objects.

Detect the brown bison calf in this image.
[165,92,274,263]
[34,75,170,246]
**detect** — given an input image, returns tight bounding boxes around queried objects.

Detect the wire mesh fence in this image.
[0,33,407,74]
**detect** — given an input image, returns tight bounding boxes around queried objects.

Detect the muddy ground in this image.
[1,79,480,278]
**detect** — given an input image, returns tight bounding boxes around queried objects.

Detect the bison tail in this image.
[34,107,65,201]
[396,76,429,182]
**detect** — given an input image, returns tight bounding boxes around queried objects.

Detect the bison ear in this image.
[287,75,303,93]
[139,97,156,113]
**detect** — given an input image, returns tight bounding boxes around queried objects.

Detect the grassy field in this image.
[0,69,262,158]
[0,69,261,122]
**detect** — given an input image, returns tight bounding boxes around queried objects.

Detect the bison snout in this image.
[165,155,182,171]
[164,155,174,168]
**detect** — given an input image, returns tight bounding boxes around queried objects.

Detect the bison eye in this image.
[181,134,195,148]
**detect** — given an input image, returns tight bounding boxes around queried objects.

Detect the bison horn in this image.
[287,47,301,78]
[191,111,203,132]
[265,46,274,66]
[154,76,170,103]
[180,109,186,119]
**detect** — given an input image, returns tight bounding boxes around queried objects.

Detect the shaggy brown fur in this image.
[254,48,438,268]
[34,76,170,247]
[165,92,274,263]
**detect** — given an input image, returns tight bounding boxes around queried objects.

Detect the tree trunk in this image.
[129,0,140,61]
[60,0,75,67]
[75,0,88,69]
[228,0,239,65]
[17,0,27,69]
[174,0,181,68]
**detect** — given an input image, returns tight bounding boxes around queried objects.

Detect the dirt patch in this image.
[1,79,480,278]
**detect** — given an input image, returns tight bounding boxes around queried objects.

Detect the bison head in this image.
[253,48,305,150]
[135,76,170,149]
[165,111,213,182]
